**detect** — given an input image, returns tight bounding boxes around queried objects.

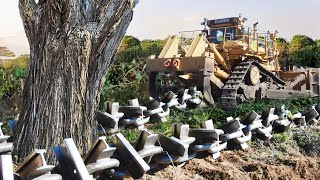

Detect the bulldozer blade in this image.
[202,76,215,105]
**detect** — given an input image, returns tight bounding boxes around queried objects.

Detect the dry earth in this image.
[142,148,320,180]
[138,135,320,180]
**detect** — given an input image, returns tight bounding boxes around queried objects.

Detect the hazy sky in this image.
[1,0,319,54]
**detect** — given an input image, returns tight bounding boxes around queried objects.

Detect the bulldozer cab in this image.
[201,16,279,71]
[202,17,245,44]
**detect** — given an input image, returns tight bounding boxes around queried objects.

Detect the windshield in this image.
[210,28,236,43]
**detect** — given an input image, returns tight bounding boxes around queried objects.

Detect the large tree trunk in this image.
[13,0,136,163]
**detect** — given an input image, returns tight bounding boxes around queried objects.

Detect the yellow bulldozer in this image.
[146,16,320,110]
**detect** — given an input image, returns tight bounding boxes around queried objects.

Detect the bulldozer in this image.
[146,16,320,110]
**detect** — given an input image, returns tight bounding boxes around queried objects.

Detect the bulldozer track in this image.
[221,60,286,110]
[221,61,253,109]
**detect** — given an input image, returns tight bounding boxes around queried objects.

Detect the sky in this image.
[1,0,319,55]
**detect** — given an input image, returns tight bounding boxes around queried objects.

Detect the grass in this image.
[292,127,320,156]
[120,96,320,143]
[247,127,320,165]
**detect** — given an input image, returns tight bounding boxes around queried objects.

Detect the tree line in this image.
[276,35,320,68]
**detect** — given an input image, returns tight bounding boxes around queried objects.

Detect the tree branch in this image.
[88,10,133,91]
[19,0,39,46]
[19,0,37,12]
[19,0,38,22]
[46,0,70,31]
[93,0,132,54]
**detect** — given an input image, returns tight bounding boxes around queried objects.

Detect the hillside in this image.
[0,46,15,57]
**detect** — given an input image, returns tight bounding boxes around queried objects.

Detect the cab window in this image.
[211,28,236,43]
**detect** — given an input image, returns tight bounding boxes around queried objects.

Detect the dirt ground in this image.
[142,146,320,180]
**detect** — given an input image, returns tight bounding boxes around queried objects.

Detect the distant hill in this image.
[0,32,29,55]
[0,46,15,57]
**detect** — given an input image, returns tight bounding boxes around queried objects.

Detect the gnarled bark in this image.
[13,0,136,163]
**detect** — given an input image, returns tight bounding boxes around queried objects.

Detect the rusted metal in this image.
[135,130,163,164]
[219,118,251,150]
[303,108,319,125]
[241,111,264,134]
[64,139,93,179]
[112,133,150,179]
[153,133,190,165]
[83,136,119,176]
[96,101,124,134]
[189,120,227,159]
[16,149,60,180]
[119,99,150,128]
[53,139,92,180]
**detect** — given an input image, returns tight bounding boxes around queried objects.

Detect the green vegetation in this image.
[0,51,28,127]
[0,54,29,69]
[232,95,317,115]
[292,128,320,156]
[250,127,320,160]
[289,35,315,52]
[99,36,164,107]
[0,67,25,99]
[277,35,320,67]
[0,52,28,100]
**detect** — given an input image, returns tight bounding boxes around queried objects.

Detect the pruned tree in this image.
[13,0,137,163]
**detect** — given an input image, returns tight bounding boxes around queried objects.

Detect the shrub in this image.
[0,67,26,99]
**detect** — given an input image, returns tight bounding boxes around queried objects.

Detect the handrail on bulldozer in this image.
[179,30,204,35]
